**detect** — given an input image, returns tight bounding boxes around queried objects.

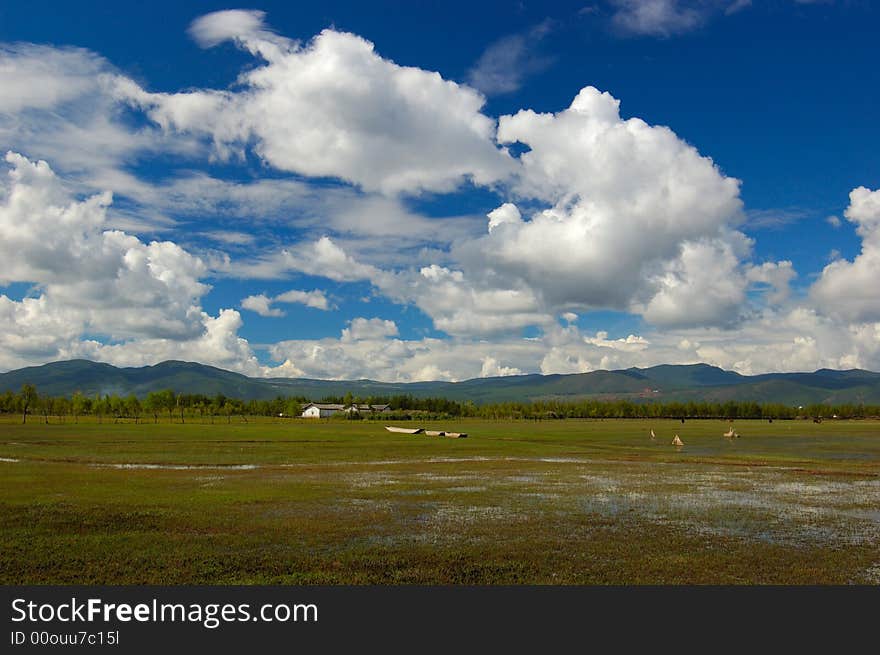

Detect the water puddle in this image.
[91,463,258,471]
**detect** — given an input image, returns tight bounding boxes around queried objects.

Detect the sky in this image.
[0,0,878,381]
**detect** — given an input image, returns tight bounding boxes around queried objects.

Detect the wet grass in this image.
[1,417,878,584]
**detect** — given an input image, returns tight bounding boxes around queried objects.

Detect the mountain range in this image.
[2,359,880,405]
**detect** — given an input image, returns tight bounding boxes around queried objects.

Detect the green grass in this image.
[1,417,878,584]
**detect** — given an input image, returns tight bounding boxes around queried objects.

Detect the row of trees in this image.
[0,386,308,424]
[3,384,880,423]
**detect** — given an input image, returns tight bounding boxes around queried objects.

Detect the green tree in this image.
[126,395,142,424]
[19,383,37,424]
[39,394,52,424]
[144,391,162,424]
[71,392,86,424]
[284,398,302,418]
[157,389,176,423]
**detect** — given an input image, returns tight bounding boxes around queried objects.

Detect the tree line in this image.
[0,385,308,424]
[3,383,880,423]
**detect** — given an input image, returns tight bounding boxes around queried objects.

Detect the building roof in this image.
[302,402,391,412]
[345,404,391,411]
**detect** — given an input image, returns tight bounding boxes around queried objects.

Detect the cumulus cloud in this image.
[811,187,880,322]
[341,317,399,341]
[71,309,265,376]
[268,328,537,382]
[114,11,514,195]
[275,289,330,310]
[0,152,263,374]
[242,289,330,317]
[638,235,751,327]
[0,153,207,339]
[487,203,522,232]
[453,86,747,327]
[264,305,880,381]
[480,356,523,378]
[746,260,796,305]
[379,264,553,336]
[241,294,284,317]
[1,150,867,382]
[221,77,772,337]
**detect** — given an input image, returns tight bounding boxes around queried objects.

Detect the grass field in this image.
[1,416,879,584]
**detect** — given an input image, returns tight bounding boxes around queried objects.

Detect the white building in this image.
[301,403,346,418]
[301,403,392,418]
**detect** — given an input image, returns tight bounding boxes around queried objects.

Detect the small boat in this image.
[444,432,468,439]
[385,426,424,434]
[425,430,446,436]
[650,428,656,440]
[672,435,683,446]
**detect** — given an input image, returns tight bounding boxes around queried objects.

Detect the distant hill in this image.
[2,359,880,405]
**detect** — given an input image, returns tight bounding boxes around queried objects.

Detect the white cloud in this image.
[811,187,880,322]
[188,9,286,51]
[226,236,383,282]
[610,0,708,36]
[221,80,765,337]
[242,289,330,317]
[745,260,796,305]
[466,20,555,96]
[241,294,284,317]
[0,153,208,339]
[450,86,746,328]
[263,310,880,382]
[198,230,257,246]
[0,44,198,189]
[480,356,523,377]
[379,264,554,336]
[638,235,751,327]
[268,329,538,382]
[584,330,650,351]
[341,317,399,341]
[275,289,330,310]
[71,309,266,376]
[0,152,265,375]
[0,44,102,114]
[115,12,515,195]
[487,202,522,232]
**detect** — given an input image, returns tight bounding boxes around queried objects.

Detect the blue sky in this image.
[0,1,878,379]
